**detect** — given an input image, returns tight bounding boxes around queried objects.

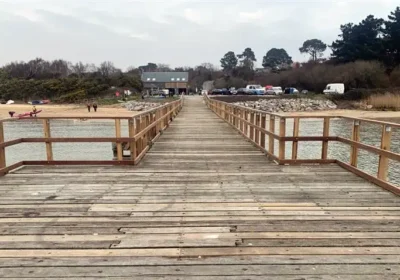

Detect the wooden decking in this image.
[0,96,399,279]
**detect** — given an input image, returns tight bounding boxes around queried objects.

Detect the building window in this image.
[171,78,175,81]
[146,78,150,81]
[182,78,186,81]
[152,78,156,81]
[177,78,181,81]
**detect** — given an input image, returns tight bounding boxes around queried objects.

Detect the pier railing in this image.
[205,95,400,195]
[0,97,183,176]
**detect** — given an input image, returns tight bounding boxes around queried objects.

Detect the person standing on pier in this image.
[86,100,91,112]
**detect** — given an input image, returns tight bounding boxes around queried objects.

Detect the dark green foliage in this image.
[331,15,385,63]
[262,48,293,70]
[385,7,400,67]
[220,51,238,73]
[299,39,327,61]
[0,59,143,103]
[237,48,257,69]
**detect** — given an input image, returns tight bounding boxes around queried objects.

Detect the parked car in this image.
[266,86,283,95]
[220,88,231,95]
[229,87,237,95]
[284,87,299,94]
[246,85,265,95]
[323,83,345,94]
[210,89,221,95]
[236,88,249,95]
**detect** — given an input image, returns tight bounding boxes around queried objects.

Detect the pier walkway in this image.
[0,96,399,279]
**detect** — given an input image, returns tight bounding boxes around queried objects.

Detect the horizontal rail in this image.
[0,97,184,175]
[23,160,135,166]
[0,139,23,149]
[204,94,400,194]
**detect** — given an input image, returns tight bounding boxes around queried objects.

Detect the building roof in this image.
[141,72,189,83]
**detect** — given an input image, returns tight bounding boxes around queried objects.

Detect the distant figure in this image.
[92,101,98,112]
[32,106,38,117]
[9,111,15,117]
[86,101,91,112]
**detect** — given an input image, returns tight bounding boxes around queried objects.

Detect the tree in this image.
[69,62,88,78]
[262,48,293,70]
[331,15,385,63]
[220,51,238,73]
[98,61,120,80]
[156,63,172,72]
[237,48,256,69]
[299,39,327,61]
[384,7,400,67]
[138,63,157,72]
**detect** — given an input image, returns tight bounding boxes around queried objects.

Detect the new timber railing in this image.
[0,97,183,176]
[205,95,400,196]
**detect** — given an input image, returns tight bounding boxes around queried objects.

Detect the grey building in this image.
[141,72,189,95]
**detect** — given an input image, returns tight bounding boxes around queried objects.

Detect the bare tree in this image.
[98,61,119,80]
[156,63,171,72]
[69,62,88,78]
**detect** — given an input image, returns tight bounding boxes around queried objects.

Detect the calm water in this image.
[3,118,400,186]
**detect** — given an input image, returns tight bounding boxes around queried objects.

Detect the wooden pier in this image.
[0,96,399,279]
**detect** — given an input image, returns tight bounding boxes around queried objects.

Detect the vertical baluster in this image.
[43,119,53,161]
[269,116,275,156]
[377,125,392,181]
[279,117,286,161]
[260,114,266,149]
[129,119,136,162]
[292,118,300,160]
[0,122,6,168]
[350,120,360,167]
[322,117,330,160]
[115,119,123,161]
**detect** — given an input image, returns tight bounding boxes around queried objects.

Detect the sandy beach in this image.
[0,104,136,120]
[1,103,399,121]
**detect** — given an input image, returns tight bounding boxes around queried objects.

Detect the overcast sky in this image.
[0,0,398,70]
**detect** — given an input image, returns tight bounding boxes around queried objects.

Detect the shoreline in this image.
[0,104,137,120]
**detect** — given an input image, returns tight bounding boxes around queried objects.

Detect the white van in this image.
[323,83,345,94]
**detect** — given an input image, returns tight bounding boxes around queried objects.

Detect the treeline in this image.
[216,6,400,94]
[0,59,143,102]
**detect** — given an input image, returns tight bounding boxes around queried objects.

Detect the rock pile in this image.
[234,98,337,112]
[124,101,161,111]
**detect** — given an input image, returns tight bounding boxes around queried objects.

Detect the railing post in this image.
[255,113,260,145]
[250,112,255,141]
[43,119,53,161]
[233,108,236,127]
[292,118,299,160]
[129,119,136,162]
[244,111,248,137]
[350,120,360,167]
[115,119,123,161]
[322,117,330,160]
[377,125,392,181]
[240,109,244,133]
[0,122,6,168]
[269,116,275,155]
[279,117,286,161]
[135,118,142,156]
[260,114,266,149]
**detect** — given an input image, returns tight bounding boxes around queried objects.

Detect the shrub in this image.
[53,90,87,103]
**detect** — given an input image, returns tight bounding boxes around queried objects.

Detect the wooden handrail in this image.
[204,94,400,194]
[0,97,184,176]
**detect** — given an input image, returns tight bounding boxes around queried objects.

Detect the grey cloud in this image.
[0,0,398,69]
